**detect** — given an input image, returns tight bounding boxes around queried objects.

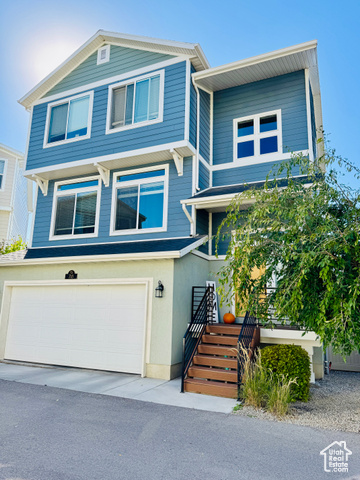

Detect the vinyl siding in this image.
[0,211,10,242]
[31,157,193,247]
[0,153,16,208]
[199,89,210,162]
[189,64,197,148]
[212,212,230,256]
[9,166,29,241]
[45,45,175,97]
[196,209,208,254]
[213,70,308,166]
[213,159,298,187]
[199,161,210,190]
[27,61,187,171]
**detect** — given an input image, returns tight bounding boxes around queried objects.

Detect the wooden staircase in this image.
[184,324,241,399]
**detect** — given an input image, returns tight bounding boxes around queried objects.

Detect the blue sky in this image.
[0,0,359,186]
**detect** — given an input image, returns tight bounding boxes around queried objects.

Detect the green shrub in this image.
[261,344,311,402]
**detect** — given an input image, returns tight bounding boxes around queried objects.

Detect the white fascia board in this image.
[193,40,318,82]
[181,193,241,207]
[0,143,24,159]
[179,235,208,257]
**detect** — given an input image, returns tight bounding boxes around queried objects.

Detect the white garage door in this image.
[5,283,147,374]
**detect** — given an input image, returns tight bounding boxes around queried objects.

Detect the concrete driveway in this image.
[0,361,236,413]
[0,379,359,480]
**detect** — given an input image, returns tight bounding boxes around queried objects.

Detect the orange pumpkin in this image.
[223,312,236,324]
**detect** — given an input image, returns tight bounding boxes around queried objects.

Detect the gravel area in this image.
[234,370,360,433]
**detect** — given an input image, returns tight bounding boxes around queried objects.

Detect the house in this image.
[0,143,32,244]
[0,31,324,396]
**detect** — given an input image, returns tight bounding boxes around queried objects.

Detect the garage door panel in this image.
[5,283,147,374]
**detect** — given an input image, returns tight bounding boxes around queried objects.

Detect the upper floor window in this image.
[50,177,100,240]
[0,160,6,190]
[233,110,282,161]
[106,71,164,134]
[110,165,168,235]
[44,92,94,148]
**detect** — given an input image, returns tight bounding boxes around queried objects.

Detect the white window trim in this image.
[233,109,282,162]
[97,45,110,65]
[43,91,94,149]
[0,158,8,192]
[105,70,165,135]
[49,175,101,241]
[110,164,169,236]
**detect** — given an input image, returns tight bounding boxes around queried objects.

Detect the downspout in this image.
[182,203,195,236]
[191,77,200,192]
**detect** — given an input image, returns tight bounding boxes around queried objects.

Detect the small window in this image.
[97,45,110,65]
[0,160,6,189]
[234,110,281,161]
[44,92,93,148]
[106,72,164,134]
[111,167,168,235]
[51,177,100,239]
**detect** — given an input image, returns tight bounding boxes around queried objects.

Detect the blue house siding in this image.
[189,64,197,148]
[27,61,187,171]
[199,161,210,190]
[309,84,317,159]
[212,159,299,187]
[212,212,230,256]
[199,89,210,162]
[45,45,175,97]
[196,209,209,254]
[213,70,308,166]
[31,157,193,247]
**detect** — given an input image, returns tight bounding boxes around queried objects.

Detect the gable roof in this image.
[19,30,210,110]
[0,142,24,159]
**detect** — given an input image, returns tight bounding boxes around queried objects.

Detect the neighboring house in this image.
[0,31,324,394]
[0,143,32,244]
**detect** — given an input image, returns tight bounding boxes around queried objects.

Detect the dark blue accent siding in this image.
[309,83,317,159]
[199,89,210,162]
[212,212,230,256]
[213,159,299,187]
[196,209,208,254]
[32,157,193,247]
[199,161,210,190]
[213,71,308,166]
[189,64,197,148]
[27,62,187,171]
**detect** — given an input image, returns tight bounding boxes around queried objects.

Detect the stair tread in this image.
[206,324,242,335]
[188,366,237,382]
[202,334,238,346]
[193,354,237,368]
[184,378,238,398]
[198,344,237,356]
[185,378,237,388]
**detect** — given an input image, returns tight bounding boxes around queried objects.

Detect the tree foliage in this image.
[0,237,27,255]
[216,142,360,355]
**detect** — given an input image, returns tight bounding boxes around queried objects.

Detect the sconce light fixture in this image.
[155,280,164,298]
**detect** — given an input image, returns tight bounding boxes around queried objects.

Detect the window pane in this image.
[115,186,138,230]
[0,176,3,189]
[112,86,126,128]
[237,140,254,158]
[148,75,160,120]
[54,195,75,236]
[260,115,277,133]
[139,181,164,229]
[125,84,134,125]
[48,103,68,143]
[74,191,97,234]
[134,79,150,123]
[260,136,278,154]
[67,96,90,139]
[117,169,165,183]
[237,119,254,137]
[0,160,5,175]
[58,180,98,191]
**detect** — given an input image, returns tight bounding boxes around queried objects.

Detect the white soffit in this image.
[0,143,24,159]
[193,40,320,96]
[19,30,209,109]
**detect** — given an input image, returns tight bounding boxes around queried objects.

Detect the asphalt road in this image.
[0,379,359,480]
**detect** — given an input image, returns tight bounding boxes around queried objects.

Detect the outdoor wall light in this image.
[155,281,164,298]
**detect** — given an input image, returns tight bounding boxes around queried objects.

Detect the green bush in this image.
[261,344,311,402]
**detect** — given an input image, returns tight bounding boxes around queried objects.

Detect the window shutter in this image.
[48,103,68,143]
[67,96,90,139]
[112,86,126,127]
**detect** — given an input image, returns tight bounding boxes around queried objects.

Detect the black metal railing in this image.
[181,286,214,393]
[237,310,258,400]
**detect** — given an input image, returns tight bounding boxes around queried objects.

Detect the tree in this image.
[216,142,360,356]
[0,237,26,255]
